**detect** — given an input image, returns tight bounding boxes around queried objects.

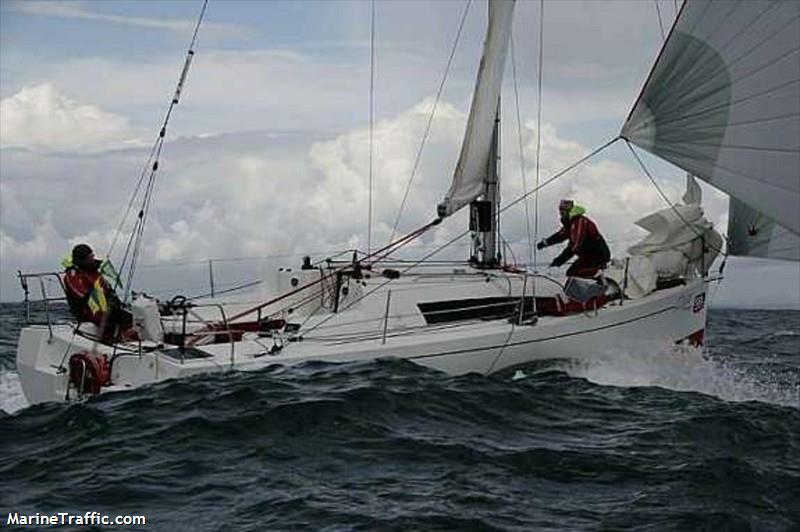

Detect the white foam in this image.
[1,370,30,414]
[562,347,800,409]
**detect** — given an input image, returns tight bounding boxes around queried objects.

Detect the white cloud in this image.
[0,98,796,307]
[2,0,795,308]
[0,213,65,301]
[25,48,444,138]
[0,84,142,152]
[9,1,248,39]
[1,0,676,138]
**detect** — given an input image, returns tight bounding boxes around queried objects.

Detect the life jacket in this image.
[63,268,109,324]
[61,255,121,290]
[61,255,121,323]
[87,276,109,315]
[568,207,610,265]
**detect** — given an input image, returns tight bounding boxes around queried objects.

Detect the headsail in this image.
[438,0,515,218]
[728,198,800,261]
[628,174,723,278]
[621,0,800,239]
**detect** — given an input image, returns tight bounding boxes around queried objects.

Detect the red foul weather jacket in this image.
[544,215,611,277]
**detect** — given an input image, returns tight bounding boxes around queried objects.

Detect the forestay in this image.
[621,0,800,239]
[438,0,515,218]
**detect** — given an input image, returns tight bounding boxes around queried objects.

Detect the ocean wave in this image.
[1,307,799,530]
[0,371,29,415]
[557,346,800,409]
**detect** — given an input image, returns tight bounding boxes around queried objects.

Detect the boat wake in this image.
[559,347,799,409]
[0,370,29,415]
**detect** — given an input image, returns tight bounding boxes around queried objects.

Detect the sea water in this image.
[1,303,798,531]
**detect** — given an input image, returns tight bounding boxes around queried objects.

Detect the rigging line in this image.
[108,0,209,263]
[214,217,442,327]
[302,138,621,337]
[487,320,515,374]
[301,228,472,337]
[190,138,617,339]
[135,245,439,268]
[510,39,533,270]
[271,286,328,317]
[125,138,166,302]
[298,299,327,331]
[187,279,263,301]
[124,180,153,298]
[106,142,159,261]
[501,234,519,267]
[117,215,141,287]
[654,0,666,43]
[119,0,209,302]
[533,0,543,276]
[388,0,472,244]
[368,0,375,256]
[500,137,619,216]
[624,140,727,257]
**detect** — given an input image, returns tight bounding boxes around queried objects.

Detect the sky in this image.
[1,0,798,308]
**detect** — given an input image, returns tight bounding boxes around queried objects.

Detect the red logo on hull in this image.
[693,294,705,313]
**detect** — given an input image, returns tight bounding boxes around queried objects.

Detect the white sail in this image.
[628,175,723,278]
[621,0,800,237]
[728,197,800,262]
[438,0,515,217]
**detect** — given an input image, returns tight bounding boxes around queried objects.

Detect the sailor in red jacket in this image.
[537,200,611,278]
[63,244,131,341]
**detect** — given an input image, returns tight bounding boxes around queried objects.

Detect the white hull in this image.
[16,270,708,406]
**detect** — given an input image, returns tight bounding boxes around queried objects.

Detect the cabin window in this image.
[418,297,526,324]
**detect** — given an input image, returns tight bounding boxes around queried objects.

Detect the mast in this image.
[471,0,504,267]
[470,101,501,267]
[436,0,515,264]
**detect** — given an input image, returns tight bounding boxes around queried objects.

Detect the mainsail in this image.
[437,0,515,218]
[621,0,800,257]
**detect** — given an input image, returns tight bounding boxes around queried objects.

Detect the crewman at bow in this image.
[537,200,611,278]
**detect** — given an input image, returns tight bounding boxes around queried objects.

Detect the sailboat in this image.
[15,0,798,405]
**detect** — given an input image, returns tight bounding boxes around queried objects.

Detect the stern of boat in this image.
[16,325,75,405]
